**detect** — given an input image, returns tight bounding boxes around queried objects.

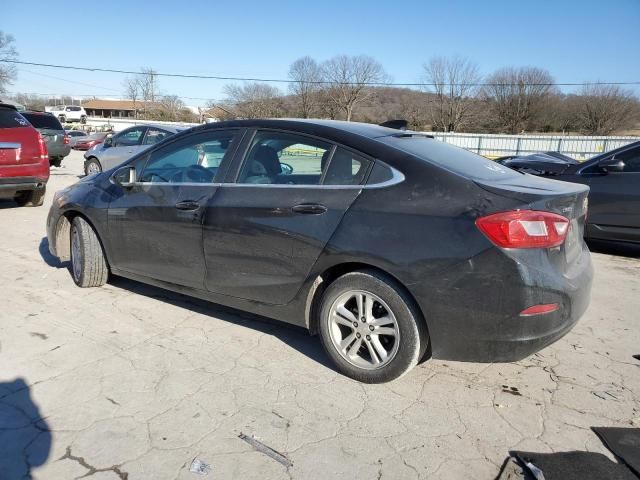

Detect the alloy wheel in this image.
[327,290,400,370]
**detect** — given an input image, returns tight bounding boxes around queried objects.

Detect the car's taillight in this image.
[63,134,69,145]
[37,133,48,161]
[476,210,570,249]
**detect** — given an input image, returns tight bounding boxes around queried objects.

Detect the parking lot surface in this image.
[1,151,639,479]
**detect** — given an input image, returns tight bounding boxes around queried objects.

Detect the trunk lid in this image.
[475,173,590,274]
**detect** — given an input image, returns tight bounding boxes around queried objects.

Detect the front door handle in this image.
[175,200,200,211]
[292,203,327,215]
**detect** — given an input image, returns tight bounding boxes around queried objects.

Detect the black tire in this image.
[70,216,109,287]
[318,270,428,383]
[80,116,87,124]
[84,157,102,176]
[58,115,66,124]
[14,188,46,207]
[50,157,62,168]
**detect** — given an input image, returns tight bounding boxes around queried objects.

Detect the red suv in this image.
[0,104,50,206]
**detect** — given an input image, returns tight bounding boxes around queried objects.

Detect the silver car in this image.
[83,124,184,175]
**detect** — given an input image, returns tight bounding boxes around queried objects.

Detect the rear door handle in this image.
[292,203,327,215]
[175,200,200,211]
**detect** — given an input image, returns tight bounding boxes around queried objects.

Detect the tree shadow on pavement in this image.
[108,275,337,372]
[0,378,52,480]
[38,237,69,269]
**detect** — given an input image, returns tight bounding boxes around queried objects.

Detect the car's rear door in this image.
[107,128,242,288]
[202,129,371,305]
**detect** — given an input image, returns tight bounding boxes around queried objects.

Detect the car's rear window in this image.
[21,112,63,130]
[0,109,30,128]
[381,135,519,181]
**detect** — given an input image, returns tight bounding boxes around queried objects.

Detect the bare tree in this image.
[122,76,140,118]
[482,67,556,133]
[138,68,158,119]
[422,56,480,132]
[223,82,283,118]
[321,55,387,121]
[288,56,323,118]
[159,94,185,121]
[577,84,637,135]
[0,31,18,94]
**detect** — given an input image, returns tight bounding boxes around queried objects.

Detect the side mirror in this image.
[103,136,113,148]
[111,166,136,188]
[599,156,625,173]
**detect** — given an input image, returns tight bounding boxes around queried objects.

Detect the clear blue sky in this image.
[3,0,639,106]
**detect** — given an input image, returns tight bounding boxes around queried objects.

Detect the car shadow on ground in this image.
[38,238,69,269]
[36,237,336,372]
[587,240,640,258]
[0,378,52,479]
[108,275,338,372]
[0,198,19,210]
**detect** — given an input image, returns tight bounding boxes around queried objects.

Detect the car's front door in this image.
[100,126,147,170]
[202,130,371,305]
[572,146,640,242]
[107,129,242,288]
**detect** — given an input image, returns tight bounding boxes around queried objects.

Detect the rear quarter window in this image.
[21,113,64,130]
[381,136,519,181]
[0,110,30,128]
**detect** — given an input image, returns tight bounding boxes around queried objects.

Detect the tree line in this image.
[215,55,640,136]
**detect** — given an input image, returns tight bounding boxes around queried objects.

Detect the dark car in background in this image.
[21,111,70,167]
[499,141,640,246]
[0,104,49,206]
[47,119,592,383]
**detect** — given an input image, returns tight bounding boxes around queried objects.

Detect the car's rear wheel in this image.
[58,115,66,124]
[50,157,62,167]
[85,157,102,176]
[70,216,109,287]
[318,270,428,383]
[14,188,46,207]
[80,116,87,124]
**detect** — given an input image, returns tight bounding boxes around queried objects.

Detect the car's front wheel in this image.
[70,216,109,287]
[84,157,102,176]
[318,270,428,383]
[14,188,45,207]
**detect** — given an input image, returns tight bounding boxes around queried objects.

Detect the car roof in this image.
[122,123,185,134]
[198,118,402,139]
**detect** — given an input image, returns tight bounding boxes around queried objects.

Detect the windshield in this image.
[22,113,63,130]
[380,135,519,181]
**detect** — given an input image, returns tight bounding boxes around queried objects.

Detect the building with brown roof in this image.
[82,99,157,118]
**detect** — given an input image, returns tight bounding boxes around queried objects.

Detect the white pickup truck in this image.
[47,105,88,124]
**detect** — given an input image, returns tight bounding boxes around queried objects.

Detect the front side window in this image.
[237,131,331,185]
[114,127,146,147]
[139,130,238,184]
[143,128,171,145]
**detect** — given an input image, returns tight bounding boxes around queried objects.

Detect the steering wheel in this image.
[183,164,215,183]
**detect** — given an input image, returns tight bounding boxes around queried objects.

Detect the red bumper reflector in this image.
[519,303,559,316]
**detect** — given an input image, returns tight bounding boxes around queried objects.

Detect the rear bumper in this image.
[411,246,593,362]
[0,176,48,194]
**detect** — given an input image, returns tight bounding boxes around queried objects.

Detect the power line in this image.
[2,59,640,87]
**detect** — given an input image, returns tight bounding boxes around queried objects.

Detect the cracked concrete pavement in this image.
[0,151,639,479]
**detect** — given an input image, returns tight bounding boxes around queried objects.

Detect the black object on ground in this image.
[592,427,640,477]
[496,451,638,480]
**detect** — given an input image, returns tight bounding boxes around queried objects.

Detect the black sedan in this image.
[47,119,593,383]
[499,141,640,246]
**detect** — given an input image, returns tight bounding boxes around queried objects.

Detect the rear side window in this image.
[323,147,370,185]
[381,136,519,181]
[0,109,30,128]
[21,113,64,130]
[68,106,81,111]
